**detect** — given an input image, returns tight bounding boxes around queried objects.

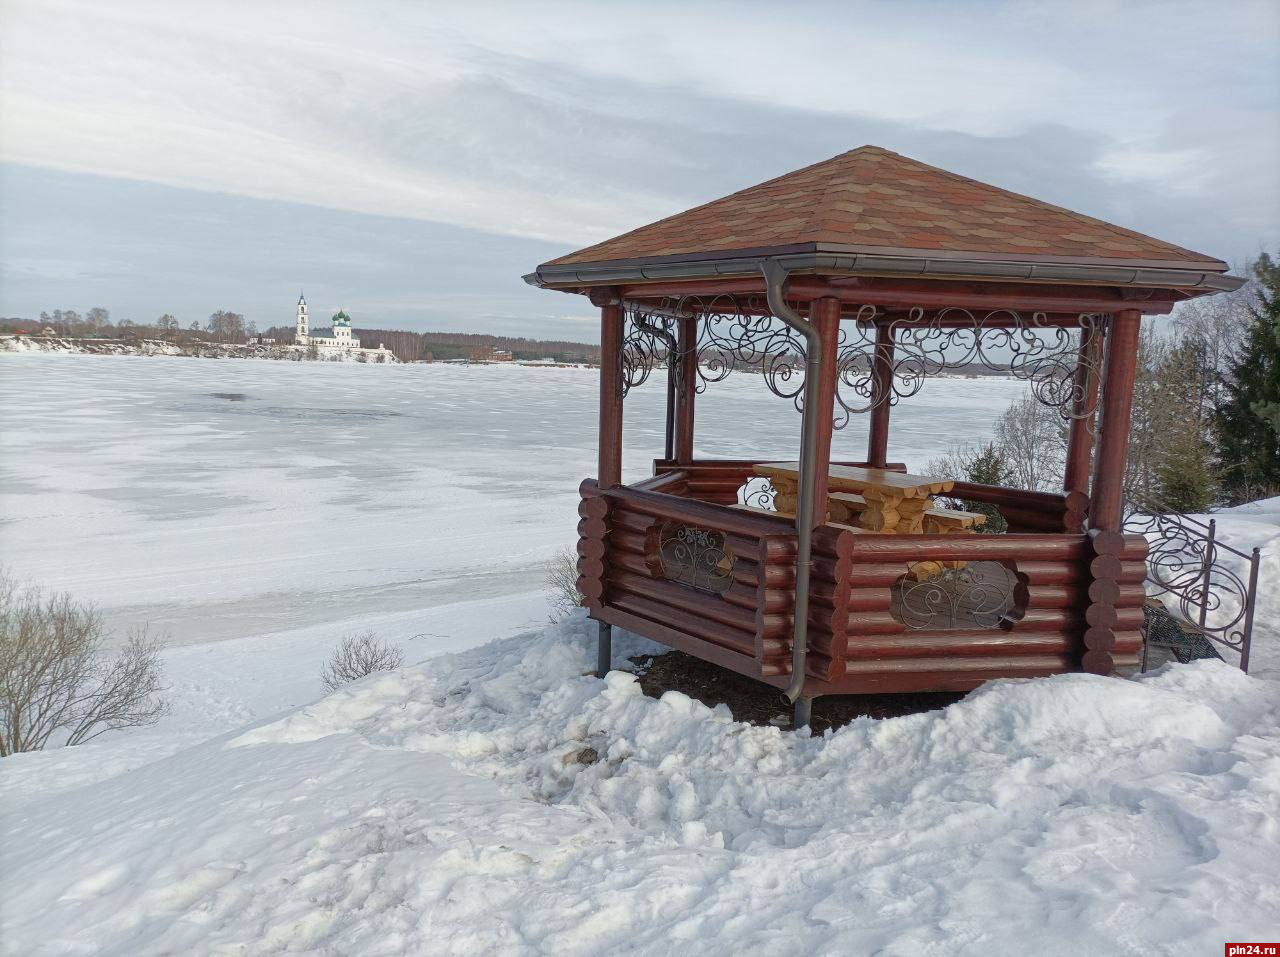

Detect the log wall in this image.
[578,478,804,684]
[578,472,1149,697]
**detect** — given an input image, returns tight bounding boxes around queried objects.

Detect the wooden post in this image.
[674,315,697,465]
[809,297,842,527]
[593,291,624,677]
[1063,321,1103,496]
[866,321,895,468]
[597,298,624,488]
[1089,309,1142,532]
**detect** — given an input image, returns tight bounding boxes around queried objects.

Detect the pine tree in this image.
[1152,338,1217,512]
[1215,253,1280,502]
[966,442,1010,533]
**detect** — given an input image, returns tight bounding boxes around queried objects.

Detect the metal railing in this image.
[1125,498,1261,672]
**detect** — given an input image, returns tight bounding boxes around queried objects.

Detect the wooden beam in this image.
[1089,309,1142,531]
[865,321,895,467]
[598,302,624,488]
[809,297,842,529]
[1063,322,1103,499]
[674,315,697,464]
[613,276,1180,316]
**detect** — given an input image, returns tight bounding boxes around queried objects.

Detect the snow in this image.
[2,353,1279,953]
[3,618,1279,954]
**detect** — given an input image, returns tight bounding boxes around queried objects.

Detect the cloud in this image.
[0,0,1276,333]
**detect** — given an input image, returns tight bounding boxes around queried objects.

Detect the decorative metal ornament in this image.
[619,296,1110,436]
[1123,503,1258,662]
[892,561,1023,631]
[619,305,677,399]
[836,309,1111,425]
[657,522,736,594]
[737,476,778,512]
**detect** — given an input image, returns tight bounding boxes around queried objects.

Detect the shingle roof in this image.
[545,146,1225,271]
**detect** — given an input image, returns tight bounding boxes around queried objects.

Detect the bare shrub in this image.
[545,547,583,621]
[0,567,168,756]
[320,631,404,691]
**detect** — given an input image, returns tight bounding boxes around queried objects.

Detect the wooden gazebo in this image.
[526,146,1243,726]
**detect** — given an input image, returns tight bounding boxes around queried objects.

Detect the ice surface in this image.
[0,353,1027,646]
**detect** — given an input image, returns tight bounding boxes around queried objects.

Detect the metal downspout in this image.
[761,259,822,717]
[634,315,678,461]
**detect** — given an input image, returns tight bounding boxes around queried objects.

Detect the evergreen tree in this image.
[1215,253,1280,502]
[1151,338,1217,512]
[966,442,1010,533]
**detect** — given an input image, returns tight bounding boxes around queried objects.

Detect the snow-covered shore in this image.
[0,334,396,361]
[3,616,1279,955]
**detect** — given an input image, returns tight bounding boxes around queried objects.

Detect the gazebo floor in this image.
[631,650,964,734]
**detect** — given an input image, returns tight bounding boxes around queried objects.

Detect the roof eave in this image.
[524,248,1245,294]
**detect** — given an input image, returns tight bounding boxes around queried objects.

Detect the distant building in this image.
[293,294,390,358]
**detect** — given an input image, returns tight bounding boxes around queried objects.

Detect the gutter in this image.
[525,250,1245,293]
[760,258,820,726]
[632,315,678,460]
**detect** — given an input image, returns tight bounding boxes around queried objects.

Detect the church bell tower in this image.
[296,292,309,344]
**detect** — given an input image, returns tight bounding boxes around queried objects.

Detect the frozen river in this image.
[0,354,1028,647]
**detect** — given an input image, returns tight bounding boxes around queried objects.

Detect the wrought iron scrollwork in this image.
[619,297,1110,433]
[892,560,1022,631]
[694,299,807,411]
[737,476,777,511]
[836,309,1110,425]
[1123,500,1259,664]
[658,522,736,594]
[620,305,678,398]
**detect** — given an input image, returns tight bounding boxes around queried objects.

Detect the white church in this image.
[293,294,392,359]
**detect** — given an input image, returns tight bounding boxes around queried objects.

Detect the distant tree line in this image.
[931,252,1279,512]
[2,308,257,345]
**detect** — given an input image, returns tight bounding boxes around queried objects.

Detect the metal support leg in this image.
[793,696,812,730]
[596,622,612,678]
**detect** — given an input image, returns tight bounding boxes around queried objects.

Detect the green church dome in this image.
[332,309,351,326]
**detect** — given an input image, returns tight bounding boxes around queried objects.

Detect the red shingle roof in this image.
[545,146,1224,271]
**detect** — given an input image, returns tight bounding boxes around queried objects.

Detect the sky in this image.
[1,0,1278,341]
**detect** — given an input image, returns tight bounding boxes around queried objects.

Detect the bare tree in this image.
[992,390,1065,491]
[0,568,168,756]
[545,548,583,621]
[206,310,246,343]
[1171,272,1254,410]
[320,631,404,692]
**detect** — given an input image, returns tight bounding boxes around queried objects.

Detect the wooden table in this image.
[755,462,953,534]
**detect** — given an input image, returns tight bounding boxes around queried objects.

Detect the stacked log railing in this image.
[946,481,1086,532]
[578,467,1148,696]
[805,533,1105,694]
[577,477,804,684]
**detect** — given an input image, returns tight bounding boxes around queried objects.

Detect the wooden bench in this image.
[923,506,987,533]
[827,491,868,525]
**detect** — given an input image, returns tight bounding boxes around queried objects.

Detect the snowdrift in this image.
[3,616,1279,955]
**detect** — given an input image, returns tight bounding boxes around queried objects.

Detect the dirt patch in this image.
[631,650,965,734]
